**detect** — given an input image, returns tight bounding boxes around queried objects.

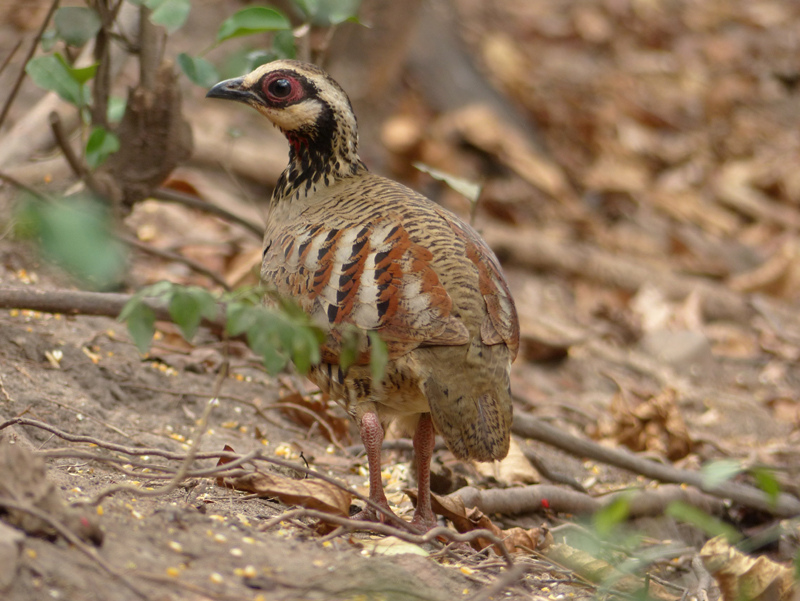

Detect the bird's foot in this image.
[352,505,437,534]
[350,501,399,526]
[409,509,438,533]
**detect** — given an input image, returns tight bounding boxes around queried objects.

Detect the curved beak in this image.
[206,77,252,103]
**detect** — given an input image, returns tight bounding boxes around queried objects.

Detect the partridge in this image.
[207,60,519,530]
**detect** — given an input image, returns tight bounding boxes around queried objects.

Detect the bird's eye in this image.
[267,78,292,98]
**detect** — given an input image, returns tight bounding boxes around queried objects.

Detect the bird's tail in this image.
[425,378,513,462]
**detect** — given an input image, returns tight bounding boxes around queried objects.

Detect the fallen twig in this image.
[119,233,231,290]
[258,507,514,567]
[85,365,228,505]
[513,413,800,517]
[483,224,753,322]
[466,564,527,601]
[152,187,263,237]
[0,416,415,534]
[0,285,171,321]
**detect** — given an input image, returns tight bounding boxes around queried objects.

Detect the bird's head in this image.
[207,60,362,189]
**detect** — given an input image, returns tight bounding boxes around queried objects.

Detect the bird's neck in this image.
[272,108,366,204]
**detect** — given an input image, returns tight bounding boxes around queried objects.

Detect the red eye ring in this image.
[262,74,302,103]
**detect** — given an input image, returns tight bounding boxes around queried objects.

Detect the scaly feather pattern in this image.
[207,60,520,529]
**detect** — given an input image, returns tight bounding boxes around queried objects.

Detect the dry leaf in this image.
[729,239,800,298]
[715,161,800,230]
[545,544,678,601]
[766,397,800,427]
[701,535,796,601]
[440,104,571,201]
[278,392,351,444]
[475,437,539,485]
[360,536,430,557]
[583,155,650,193]
[220,466,351,518]
[423,492,552,555]
[607,388,693,460]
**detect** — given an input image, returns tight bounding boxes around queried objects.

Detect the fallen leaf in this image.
[439,104,572,201]
[701,535,795,601]
[278,392,351,444]
[475,437,539,485]
[360,536,430,557]
[606,388,693,460]
[545,543,678,600]
[418,491,552,554]
[220,470,351,518]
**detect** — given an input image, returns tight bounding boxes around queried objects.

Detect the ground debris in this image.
[0,439,103,546]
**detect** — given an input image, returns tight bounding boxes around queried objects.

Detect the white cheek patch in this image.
[258,101,323,131]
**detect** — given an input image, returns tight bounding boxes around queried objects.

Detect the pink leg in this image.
[352,411,395,523]
[411,413,437,531]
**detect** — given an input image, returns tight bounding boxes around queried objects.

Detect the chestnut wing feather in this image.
[262,218,470,364]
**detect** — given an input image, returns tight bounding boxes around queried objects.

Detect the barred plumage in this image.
[208,60,519,530]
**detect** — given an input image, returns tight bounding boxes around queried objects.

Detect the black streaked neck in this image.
[272,104,366,204]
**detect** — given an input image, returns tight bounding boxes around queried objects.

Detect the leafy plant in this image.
[118,282,387,381]
[14,194,127,289]
[177,1,362,86]
[18,0,369,378]
[666,501,742,543]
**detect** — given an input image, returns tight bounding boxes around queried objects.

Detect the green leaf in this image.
[141,280,176,300]
[247,313,288,373]
[122,300,156,354]
[367,331,388,383]
[168,287,217,342]
[752,467,781,508]
[307,0,361,26]
[168,288,202,341]
[226,302,253,337]
[54,53,98,85]
[177,53,219,87]
[54,6,101,47]
[666,501,742,543]
[291,0,319,18]
[106,96,126,123]
[22,195,126,288]
[273,30,296,59]
[592,497,630,538]
[25,55,83,106]
[146,0,190,32]
[414,162,482,203]
[701,459,743,489]
[216,7,290,43]
[339,327,360,374]
[85,127,120,169]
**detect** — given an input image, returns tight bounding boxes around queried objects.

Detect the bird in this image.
[207,60,519,531]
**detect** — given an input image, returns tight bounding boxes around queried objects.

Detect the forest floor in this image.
[1,1,800,600]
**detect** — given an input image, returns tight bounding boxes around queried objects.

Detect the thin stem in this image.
[0,0,60,131]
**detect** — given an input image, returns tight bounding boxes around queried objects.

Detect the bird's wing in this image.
[263,218,470,363]
[439,212,520,361]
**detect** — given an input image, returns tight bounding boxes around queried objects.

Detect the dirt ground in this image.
[2,0,800,600]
